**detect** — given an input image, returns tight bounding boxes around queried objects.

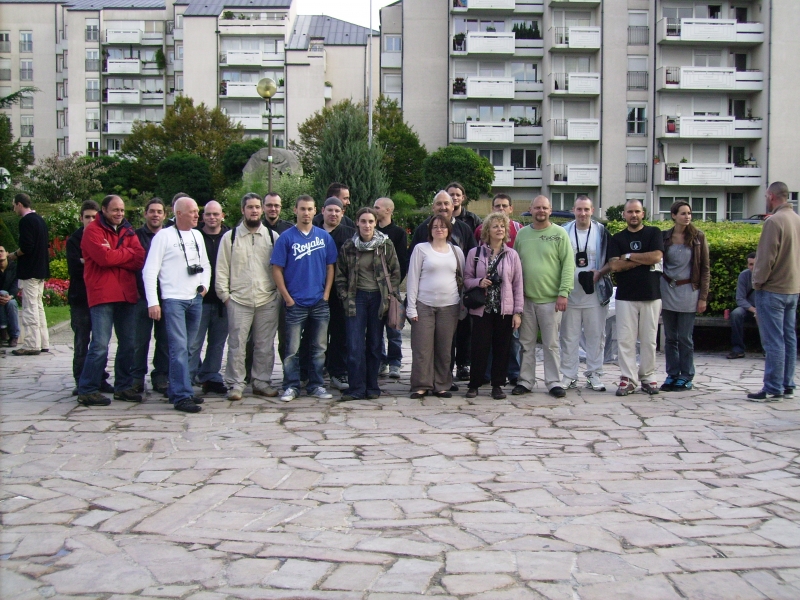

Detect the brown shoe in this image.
[8,337,18,348]
[11,348,40,356]
[0,329,8,342]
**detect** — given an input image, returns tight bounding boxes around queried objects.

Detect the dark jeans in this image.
[730,306,756,354]
[283,299,329,391]
[77,302,136,394]
[162,295,203,403]
[381,324,403,367]
[662,309,696,380]
[755,290,798,395]
[189,302,227,384]
[0,297,20,338]
[326,293,348,378]
[452,315,472,369]
[345,290,384,398]
[484,329,521,382]
[132,297,170,388]
[469,312,514,389]
[70,304,91,384]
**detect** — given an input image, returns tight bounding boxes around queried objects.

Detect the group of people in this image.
[2,179,797,410]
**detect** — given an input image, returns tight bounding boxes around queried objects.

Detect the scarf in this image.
[352,229,388,252]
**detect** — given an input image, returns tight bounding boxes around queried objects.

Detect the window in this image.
[86,109,99,131]
[384,35,401,52]
[175,14,184,29]
[86,79,99,101]
[628,11,648,45]
[626,148,647,182]
[383,74,401,94]
[479,62,505,77]
[107,138,122,153]
[0,32,10,53]
[20,59,33,81]
[551,192,588,212]
[790,192,799,213]
[57,139,66,157]
[86,19,99,41]
[272,132,285,148]
[694,49,722,68]
[627,56,648,90]
[726,193,744,221]
[508,104,538,123]
[57,111,66,129]
[481,20,505,32]
[57,55,64,73]
[176,75,184,91]
[57,83,64,100]
[511,148,538,170]
[87,140,99,157]
[20,32,32,53]
[263,38,285,54]
[510,62,538,82]
[692,196,718,221]
[478,148,504,167]
[478,105,504,122]
[86,49,100,71]
[728,145,746,166]
[659,196,688,218]
[0,58,10,81]
[144,21,164,33]
[21,116,34,137]
[627,104,647,136]
[63,80,68,98]
[20,93,33,109]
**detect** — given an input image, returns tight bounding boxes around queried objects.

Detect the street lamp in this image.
[256,77,278,193]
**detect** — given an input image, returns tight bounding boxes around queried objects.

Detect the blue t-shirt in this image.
[270,225,338,307]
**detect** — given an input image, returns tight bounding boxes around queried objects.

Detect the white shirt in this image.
[406,243,465,318]
[568,224,600,308]
[143,227,211,306]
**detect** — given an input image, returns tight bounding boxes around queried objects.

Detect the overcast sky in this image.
[295,0,397,30]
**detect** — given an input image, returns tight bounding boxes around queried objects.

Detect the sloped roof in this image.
[66,0,164,9]
[287,14,378,50]
[183,0,290,16]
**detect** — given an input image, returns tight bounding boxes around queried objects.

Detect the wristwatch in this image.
[624,253,631,261]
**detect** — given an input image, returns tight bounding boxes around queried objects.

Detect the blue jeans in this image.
[283,299,329,392]
[189,302,227,384]
[77,302,136,394]
[132,297,170,387]
[345,291,384,398]
[755,290,798,394]
[730,306,756,354]
[162,295,203,403]
[381,324,403,367]
[662,309,696,380]
[0,296,20,338]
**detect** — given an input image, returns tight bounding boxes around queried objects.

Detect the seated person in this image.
[727,252,757,359]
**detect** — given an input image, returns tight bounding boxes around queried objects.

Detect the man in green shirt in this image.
[513,195,574,398]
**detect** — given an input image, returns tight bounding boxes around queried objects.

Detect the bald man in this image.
[188,200,231,395]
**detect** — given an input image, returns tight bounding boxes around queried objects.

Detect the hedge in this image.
[606,220,762,315]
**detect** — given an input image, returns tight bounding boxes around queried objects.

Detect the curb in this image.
[48,320,71,336]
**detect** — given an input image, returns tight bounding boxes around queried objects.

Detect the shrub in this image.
[49,258,68,280]
[221,139,267,185]
[422,145,494,205]
[604,204,625,221]
[155,152,213,203]
[43,201,81,240]
[218,170,314,227]
[42,279,69,307]
[0,215,18,248]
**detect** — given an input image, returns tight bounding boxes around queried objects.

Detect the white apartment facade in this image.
[381,0,800,220]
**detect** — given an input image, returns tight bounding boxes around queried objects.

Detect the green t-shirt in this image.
[513,223,575,303]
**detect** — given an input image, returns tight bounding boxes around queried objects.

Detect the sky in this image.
[295,0,397,30]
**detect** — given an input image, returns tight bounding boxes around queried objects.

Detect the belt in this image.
[662,274,692,287]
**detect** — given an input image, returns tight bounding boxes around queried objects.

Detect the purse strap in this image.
[379,248,395,297]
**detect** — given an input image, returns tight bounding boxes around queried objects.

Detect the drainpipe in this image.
[650,1,658,217]
[598,1,604,212]
[765,0,772,193]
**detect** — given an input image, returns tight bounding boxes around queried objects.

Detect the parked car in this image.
[731,214,770,224]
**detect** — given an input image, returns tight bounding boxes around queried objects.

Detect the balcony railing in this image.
[105,58,141,74]
[657,115,763,139]
[466,121,515,143]
[627,71,648,90]
[550,72,600,94]
[659,162,763,186]
[552,26,601,49]
[85,89,100,101]
[0,41,10,52]
[21,125,34,137]
[19,41,33,52]
[628,25,649,45]
[626,163,647,183]
[552,119,568,137]
[86,119,100,132]
[658,18,764,44]
[85,59,100,72]
[106,29,142,44]
[660,66,764,91]
[20,68,33,81]
[452,122,466,140]
[627,118,647,136]
[219,81,261,98]
[551,163,600,185]
[453,31,516,54]
[452,0,516,8]
[550,118,600,140]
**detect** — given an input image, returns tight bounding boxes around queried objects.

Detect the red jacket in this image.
[81,213,145,307]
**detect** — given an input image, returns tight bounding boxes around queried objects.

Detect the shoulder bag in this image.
[379,249,406,330]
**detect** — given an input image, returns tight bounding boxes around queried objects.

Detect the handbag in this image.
[462,247,504,310]
[379,250,406,330]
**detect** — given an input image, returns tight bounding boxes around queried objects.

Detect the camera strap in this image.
[573,222,590,269]
[176,228,201,269]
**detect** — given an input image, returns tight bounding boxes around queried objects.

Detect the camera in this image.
[187,265,204,275]
[488,271,502,286]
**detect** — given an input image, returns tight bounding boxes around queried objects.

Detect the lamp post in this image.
[256,77,278,192]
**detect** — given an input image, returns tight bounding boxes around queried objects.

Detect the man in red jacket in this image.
[76,195,145,407]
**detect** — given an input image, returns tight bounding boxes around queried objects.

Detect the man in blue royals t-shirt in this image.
[271,195,338,402]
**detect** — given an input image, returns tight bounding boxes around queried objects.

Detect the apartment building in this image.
[381,0,800,219]
[1,0,376,164]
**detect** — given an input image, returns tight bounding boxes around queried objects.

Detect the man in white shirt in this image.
[143,197,211,413]
[216,193,281,401]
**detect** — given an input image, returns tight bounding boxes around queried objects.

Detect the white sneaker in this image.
[562,377,578,389]
[227,388,243,401]
[388,365,401,379]
[586,374,607,391]
[280,388,298,403]
[378,363,389,376]
[309,387,333,399]
[329,375,348,390]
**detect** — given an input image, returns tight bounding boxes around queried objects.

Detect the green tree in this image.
[17,152,109,204]
[377,121,427,201]
[0,86,38,109]
[0,114,34,195]
[156,153,212,203]
[221,138,267,185]
[312,103,390,214]
[422,145,494,205]
[373,95,404,132]
[121,96,244,194]
[288,99,363,175]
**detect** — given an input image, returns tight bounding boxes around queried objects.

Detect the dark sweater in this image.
[66,226,87,306]
[409,216,477,258]
[326,224,357,251]
[378,221,409,281]
[0,259,18,297]
[454,207,482,232]
[17,211,50,280]
[197,222,230,305]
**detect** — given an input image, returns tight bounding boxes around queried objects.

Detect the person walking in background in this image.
[748,181,800,402]
[406,215,465,399]
[8,193,50,356]
[189,200,230,396]
[659,201,710,392]
[0,246,20,348]
[727,252,757,360]
[215,193,281,401]
[463,212,523,400]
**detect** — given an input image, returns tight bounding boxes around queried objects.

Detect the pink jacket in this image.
[464,246,524,317]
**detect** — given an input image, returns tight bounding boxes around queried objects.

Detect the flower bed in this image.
[43,279,69,307]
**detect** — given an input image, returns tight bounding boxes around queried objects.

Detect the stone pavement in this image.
[1,332,800,600]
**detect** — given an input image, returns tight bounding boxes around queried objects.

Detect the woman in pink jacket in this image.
[464,212,524,399]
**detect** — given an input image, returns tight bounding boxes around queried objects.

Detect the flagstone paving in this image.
[1,335,799,599]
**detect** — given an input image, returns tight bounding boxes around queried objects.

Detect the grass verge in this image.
[45,306,71,328]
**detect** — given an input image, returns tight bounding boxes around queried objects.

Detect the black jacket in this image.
[196,222,231,305]
[17,211,50,280]
[66,226,87,306]
[454,208,482,232]
[409,216,477,258]
[377,221,409,280]
[264,218,294,235]
[134,225,160,298]
[326,224,357,251]
[0,259,18,297]
[314,213,355,229]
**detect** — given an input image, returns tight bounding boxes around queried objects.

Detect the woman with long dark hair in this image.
[660,200,710,391]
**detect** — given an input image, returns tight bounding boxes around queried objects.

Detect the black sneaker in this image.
[202,381,228,395]
[130,381,144,394]
[77,392,111,407]
[100,381,115,394]
[72,387,79,396]
[747,390,783,403]
[491,386,507,400]
[174,398,202,413]
[450,383,459,392]
[153,381,169,394]
[189,396,205,405]
[511,384,530,395]
[114,389,143,402]
[549,386,566,398]
[785,388,795,397]
[456,366,471,381]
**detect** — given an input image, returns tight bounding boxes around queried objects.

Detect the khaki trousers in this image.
[518,298,562,391]
[20,278,49,351]
[560,303,608,380]
[616,299,661,387]
[410,302,460,393]
[225,297,280,392]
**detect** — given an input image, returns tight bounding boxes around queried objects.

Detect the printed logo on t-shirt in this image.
[292,237,326,260]
[630,241,642,251]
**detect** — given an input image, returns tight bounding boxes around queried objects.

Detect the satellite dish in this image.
[256,78,277,99]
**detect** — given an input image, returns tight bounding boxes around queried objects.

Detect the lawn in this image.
[45,306,71,328]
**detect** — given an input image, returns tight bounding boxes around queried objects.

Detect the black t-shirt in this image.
[608,226,665,301]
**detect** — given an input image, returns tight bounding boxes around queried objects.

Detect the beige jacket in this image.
[215,222,279,307]
[753,203,800,294]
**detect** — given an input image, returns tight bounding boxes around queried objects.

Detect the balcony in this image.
[657,18,764,45]
[106,120,135,135]
[513,124,543,144]
[230,115,262,129]
[452,76,515,99]
[142,32,165,45]
[656,115,763,139]
[105,58,141,74]
[452,0,516,10]
[550,163,599,185]
[173,28,184,41]
[142,91,165,104]
[514,79,544,100]
[381,52,402,69]
[450,121,515,143]
[549,72,600,95]
[656,163,763,187]
[493,167,515,187]
[658,67,763,92]
[549,0,599,5]
[514,38,544,57]
[628,25,649,45]
[219,81,261,98]
[106,29,142,44]
[106,89,141,104]
[515,0,545,13]
[548,118,599,141]
[551,26,601,50]
[452,31,516,55]
[514,168,543,187]
[218,12,290,36]
[626,163,647,183]
[220,50,262,66]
